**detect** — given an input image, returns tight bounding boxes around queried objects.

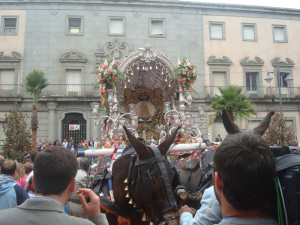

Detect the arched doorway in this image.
[62,113,86,144]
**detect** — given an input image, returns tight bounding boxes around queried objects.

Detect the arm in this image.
[180,200,222,225]
[14,184,29,205]
[77,188,109,225]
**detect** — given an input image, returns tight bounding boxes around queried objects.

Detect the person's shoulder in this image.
[64,215,99,225]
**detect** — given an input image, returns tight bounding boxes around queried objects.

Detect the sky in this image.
[180,0,300,10]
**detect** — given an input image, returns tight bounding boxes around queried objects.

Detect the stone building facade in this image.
[0,0,299,147]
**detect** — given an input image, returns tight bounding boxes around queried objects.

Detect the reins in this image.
[126,146,179,224]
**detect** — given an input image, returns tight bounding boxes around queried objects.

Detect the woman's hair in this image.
[14,162,25,182]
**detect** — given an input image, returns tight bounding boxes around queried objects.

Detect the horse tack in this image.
[126,145,180,225]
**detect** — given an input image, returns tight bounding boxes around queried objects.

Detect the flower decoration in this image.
[174,58,197,90]
[96,58,124,111]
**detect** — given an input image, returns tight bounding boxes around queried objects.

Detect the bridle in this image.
[127,145,180,225]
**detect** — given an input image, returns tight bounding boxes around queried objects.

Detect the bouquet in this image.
[96,58,124,109]
[174,58,197,90]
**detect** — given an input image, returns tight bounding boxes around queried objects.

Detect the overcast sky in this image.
[180,0,300,10]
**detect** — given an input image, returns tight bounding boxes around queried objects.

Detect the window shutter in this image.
[151,20,163,35]
[66,70,81,94]
[0,70,15,90]
[4,18,16,28]
[110,19,123,34]
[69,18,81,28]
[211,24,223,39]
[274,27,285,41]
[243,25,255,40]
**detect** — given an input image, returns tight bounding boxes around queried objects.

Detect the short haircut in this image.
[79,157,90,171]
[24,162,33,174]
[1,160,17,176]
[214,132,275,211]
[34,147,78,195]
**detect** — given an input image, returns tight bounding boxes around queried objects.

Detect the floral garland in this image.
[96,58,124,109]
[174,58,197,90]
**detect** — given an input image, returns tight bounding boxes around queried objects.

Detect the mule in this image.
[97,126,183,225]
[173,110,275,210]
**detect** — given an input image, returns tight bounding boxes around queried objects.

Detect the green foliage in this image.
[25,69,49,105]
[265,112,295,146]
[2,104,32,162]
[209,86,256,124]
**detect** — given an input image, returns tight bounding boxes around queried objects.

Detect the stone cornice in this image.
[240,57,264,66]
[207,56,232,66]
[0,51,22,63]
[271,57,295,68]
[60,50,87,64]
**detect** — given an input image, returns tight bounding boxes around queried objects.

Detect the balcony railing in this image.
[40,84,100,98]
[205,86,300,99]
[1,84,300,100]
[0,84,22,97]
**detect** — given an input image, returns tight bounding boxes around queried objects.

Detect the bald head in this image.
[1,160,16,176]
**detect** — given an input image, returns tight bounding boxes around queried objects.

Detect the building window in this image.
[279,72,290,87]
[149,19,166,37]
[273,25,287,42]
[242,23,257,41]
[67,17,83,35]
[2,17,18,34]
[66,69,81,96]
[211,71,227,96]
[108,17,125,35]
[245,72,258,93]
[209,22,225,40]
[0,70,15,97]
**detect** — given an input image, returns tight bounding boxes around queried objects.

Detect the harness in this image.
[127,145,179,225]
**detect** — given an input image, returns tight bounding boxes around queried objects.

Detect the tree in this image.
[25,69,49,151]
[265,112,295,146]
[209,85,256,124]
[2,104,32,161]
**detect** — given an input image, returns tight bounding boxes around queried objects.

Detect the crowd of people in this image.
[36,137,101,152]
[0,127,279,225]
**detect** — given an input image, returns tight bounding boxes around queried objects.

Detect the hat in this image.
[24,154,31,159]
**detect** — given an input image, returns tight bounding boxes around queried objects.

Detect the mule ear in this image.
[158,126,181,155]
[123,126,150,159]
[222,110,241,134]
[252,111,275,136]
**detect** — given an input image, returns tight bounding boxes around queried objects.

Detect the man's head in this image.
[79,157,90,172]
[213,132,275,211]
[34,147,77,195]
[30,152,37,163]
[1,160,17,176]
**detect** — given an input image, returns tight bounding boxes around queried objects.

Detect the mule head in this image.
[123,125,181,159]
[222,110,274,136]
[122,126,181,225]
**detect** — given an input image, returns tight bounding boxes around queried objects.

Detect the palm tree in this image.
[209,85,256,124]
[25,69,49,151]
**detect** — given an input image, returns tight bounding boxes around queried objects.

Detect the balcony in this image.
[40,84,100,98]
[0,84,300,102]
[205,86,300,100]
[0,84,22,97]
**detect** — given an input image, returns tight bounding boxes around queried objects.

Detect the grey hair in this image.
[79,157,90,171]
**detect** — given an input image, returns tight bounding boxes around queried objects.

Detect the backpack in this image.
[273,147,300,225]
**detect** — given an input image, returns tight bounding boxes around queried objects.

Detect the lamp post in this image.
[264,63,293,112]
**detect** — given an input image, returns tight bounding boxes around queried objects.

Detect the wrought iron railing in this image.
[1,84,300,100]
[204,86,300,99]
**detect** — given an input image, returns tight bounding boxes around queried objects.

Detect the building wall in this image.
[0,0,299,147]
[202,13,300,141]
